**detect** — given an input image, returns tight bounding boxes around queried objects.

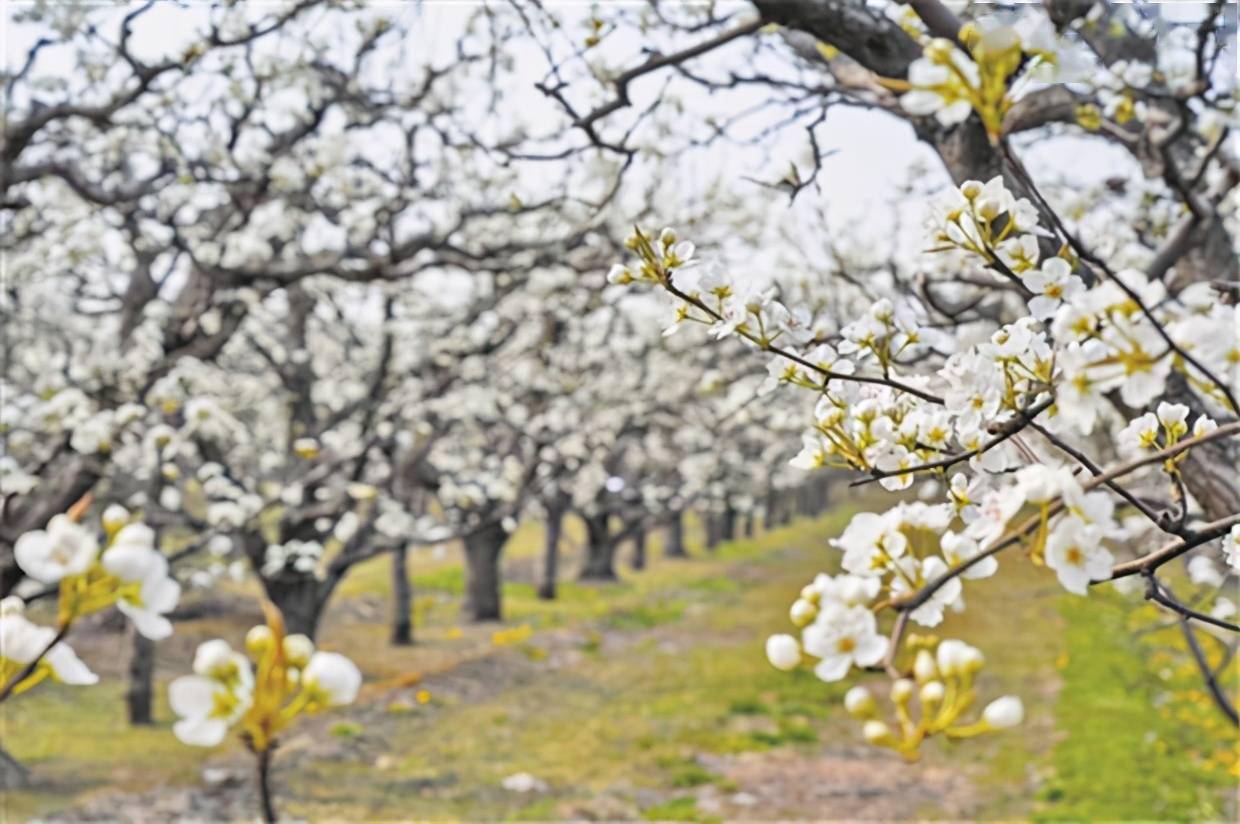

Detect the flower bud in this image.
[890,678,915,704]
[982,696,1024,729]
[789,598,816,627]
[193,639,239,680]
[283,633,315,667]
[920,680,945,708]
[925,38,956,64]
[844,686,877,719]
[765,634,801,671]
[959,644,985,676]
[913,650,938,684]
[959,180,983,200]
[102,504,130,535]
[936,639,965,677]
[245,625,275,657]
[862,719,895,746]
[293,437,320,459]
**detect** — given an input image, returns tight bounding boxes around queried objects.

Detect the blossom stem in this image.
[256,745,278,823]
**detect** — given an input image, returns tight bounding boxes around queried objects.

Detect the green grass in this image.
[641,795,715,821]
[1033,592,1238,822]
[1,683,206,821]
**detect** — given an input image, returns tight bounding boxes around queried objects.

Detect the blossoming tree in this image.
[578,0,1240,746]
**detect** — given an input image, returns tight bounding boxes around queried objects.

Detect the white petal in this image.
[812,654,852,682]
[118,600,173,640]
[169,675,218,718]
[853,634,888,667]
[173,716,228,747]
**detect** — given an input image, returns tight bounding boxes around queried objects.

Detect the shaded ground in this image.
[4,508,1235,822]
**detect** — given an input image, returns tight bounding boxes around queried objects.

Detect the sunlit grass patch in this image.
[1034,591,1237,822]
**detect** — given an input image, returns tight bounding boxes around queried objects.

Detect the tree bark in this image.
[579,513,617,580]
[390,544,413,645]
[539,505,565,600]
[664,510,688,558]
[630,525,647,570]
[263,573,325,639]
[126,625,156,725]
[463,521,508,621]
[742,510,755,538]
[704,512,721,550]
[720,503,737,543]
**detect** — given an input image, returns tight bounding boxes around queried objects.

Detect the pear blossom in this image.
[890,556,963,627]
[0,598,97,687]
[1022,258,1083,319]
[302,651,362,706]
[14,515,99,584]
[1045,519,1114,594]
[940,531,998,579]
[801,604,887,681]
[170,639,255,746]
[1225,526,1240,573]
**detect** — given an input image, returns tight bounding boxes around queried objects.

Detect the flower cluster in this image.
[926,177,1044,272]
[170,607,361,749]
[2,505,179,700]
[900,16,1087,139]
[841,637,1023,760]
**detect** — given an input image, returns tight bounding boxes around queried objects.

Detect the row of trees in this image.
[0,2,832,755]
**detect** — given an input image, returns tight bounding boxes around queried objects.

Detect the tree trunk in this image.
[742,510,755,538]
[630,525,647,571]
[463,521,508,621]
[705,512,721,551]
[263,573,325,639]
[720,503,737,543]
[664,511,688,558]
[126,625,155,725]
[579,513,617,580]
[390,544,413,645]
[538,506,564,600]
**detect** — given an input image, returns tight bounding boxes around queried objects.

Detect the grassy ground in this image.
[3,507,1236,821]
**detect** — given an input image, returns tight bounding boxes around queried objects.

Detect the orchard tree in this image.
[578,0,1240,741]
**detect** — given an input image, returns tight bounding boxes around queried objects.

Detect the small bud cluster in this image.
[842,636,1022,760]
